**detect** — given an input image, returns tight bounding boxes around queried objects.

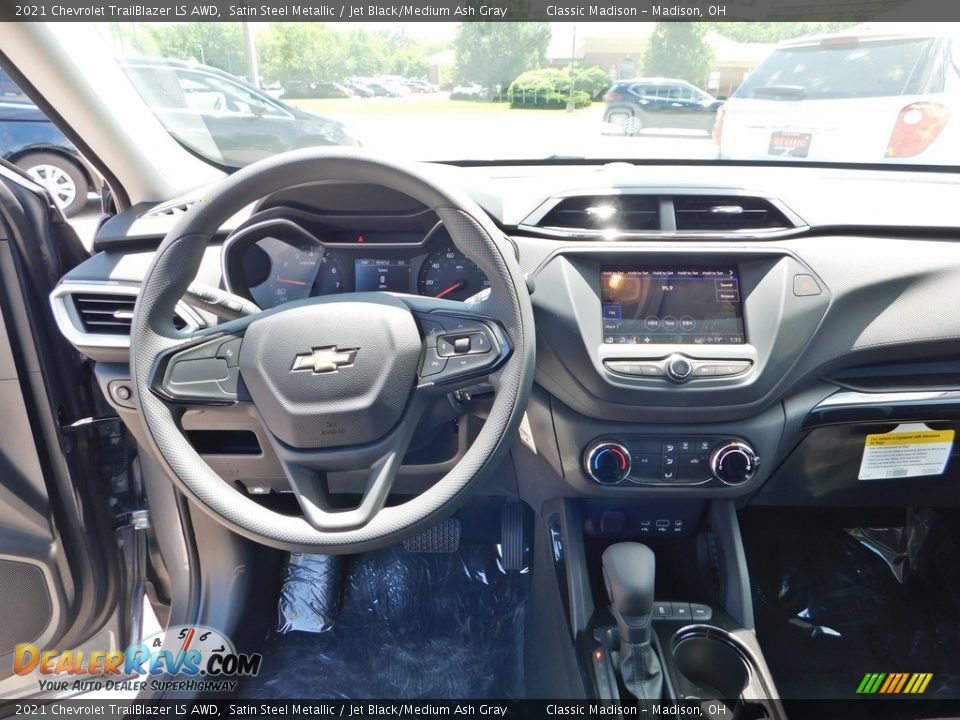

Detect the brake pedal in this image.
[403,518,461,553]
[501,503,525,571]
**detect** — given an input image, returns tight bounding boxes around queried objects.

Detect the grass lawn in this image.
[289,97,599,116]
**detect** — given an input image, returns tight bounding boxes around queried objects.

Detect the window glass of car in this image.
[736,38,939,100]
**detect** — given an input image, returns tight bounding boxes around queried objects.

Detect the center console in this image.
[548,499,785,718]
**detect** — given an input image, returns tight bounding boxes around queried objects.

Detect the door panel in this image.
[0,163,118,685]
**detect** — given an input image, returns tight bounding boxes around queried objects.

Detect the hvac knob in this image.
[584,440,632,485]
[710,441,759,485]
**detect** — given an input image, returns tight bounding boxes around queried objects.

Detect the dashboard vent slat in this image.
[72,292,187,335]
[673,196,792,232]
[537,195,660,231]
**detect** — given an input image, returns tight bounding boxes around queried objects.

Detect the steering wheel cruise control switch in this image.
[601,543,664,705]
[584,440,632,484]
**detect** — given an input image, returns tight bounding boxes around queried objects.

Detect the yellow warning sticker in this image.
[859,423,955,480]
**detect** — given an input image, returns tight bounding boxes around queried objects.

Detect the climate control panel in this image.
[583,436,758,487]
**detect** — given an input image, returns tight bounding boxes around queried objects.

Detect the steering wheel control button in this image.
[454,336,471,353]
[584,441,632,484]
[169,358,229,384]
[437,337,456,356]
[665,354,693,383]
[217,337,242,367]
[793,273,822,297]
[419,319,446,346]
[420,349,447,377]
[710,441,760,485]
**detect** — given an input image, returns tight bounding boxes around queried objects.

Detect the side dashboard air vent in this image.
[537,195,660,231]
[141,200,198,218]
[51,284,201,351]
[72,292,187,335]
[673,196,792,232]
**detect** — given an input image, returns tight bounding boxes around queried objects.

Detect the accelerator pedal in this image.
[501,503,526,571]
[403,517,461,553]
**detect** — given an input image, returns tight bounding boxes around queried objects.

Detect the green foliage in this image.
[507,70,593,109]
[122,22,442,91]
[145,23,247,75]
[711,22,858,44]
[256,23,345,85]
[571,65,612,99]
[506,65,608,107]
[509,89,591,110]
[642,23,715,88]
[455,22,550,90]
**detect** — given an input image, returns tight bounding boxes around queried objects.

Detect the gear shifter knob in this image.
[602,542,656,644]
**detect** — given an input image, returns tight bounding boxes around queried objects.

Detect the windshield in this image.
[50,21,960,167]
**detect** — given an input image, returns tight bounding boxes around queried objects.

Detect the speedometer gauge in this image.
[418,247,490,301]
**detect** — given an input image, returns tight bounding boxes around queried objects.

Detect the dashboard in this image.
[221,209,490,310]
[50,163,960,509]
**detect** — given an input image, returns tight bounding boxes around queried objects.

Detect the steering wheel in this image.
[130,149,535,553]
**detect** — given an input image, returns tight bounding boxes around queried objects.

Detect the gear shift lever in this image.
[602,543,663,704]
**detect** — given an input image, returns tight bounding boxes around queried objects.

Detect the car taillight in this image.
[712,105,727,145]
[605,91,623,102]
[886,102,950,158]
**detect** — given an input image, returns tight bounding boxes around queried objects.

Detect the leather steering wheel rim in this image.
[130,148,535,553]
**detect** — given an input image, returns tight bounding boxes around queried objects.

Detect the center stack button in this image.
[665,354,693,383]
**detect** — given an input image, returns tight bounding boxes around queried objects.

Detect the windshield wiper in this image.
[751,85,807,99]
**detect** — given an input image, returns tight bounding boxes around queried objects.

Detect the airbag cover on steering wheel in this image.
[240,294,421,449]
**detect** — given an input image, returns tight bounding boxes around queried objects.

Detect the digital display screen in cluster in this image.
[601,267,745,345]
[354,258,411,292]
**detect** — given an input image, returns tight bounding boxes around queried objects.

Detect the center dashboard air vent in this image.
[673,195,793,232]
[537,195,660,231]
[521,191,802,238]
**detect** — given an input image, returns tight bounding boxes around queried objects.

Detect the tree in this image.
[147,23,246,75]
[642,23,715,88]
[711,22,857,44]
[256,23,344,84]
[455,22,550,90]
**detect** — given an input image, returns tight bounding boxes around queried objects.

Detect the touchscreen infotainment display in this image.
[601,267,745,345]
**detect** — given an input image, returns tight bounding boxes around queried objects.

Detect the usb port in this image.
[656,519,670,528]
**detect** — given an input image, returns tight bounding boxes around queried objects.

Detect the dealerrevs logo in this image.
[14,625,261,692]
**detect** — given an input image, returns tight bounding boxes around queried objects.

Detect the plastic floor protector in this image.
[741,508,960,701]
[246,543,529,699]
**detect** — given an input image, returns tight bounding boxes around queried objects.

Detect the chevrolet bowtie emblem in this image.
[291,346,358,374]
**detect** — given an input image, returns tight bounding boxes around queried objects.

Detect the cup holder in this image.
[671,627,752,700]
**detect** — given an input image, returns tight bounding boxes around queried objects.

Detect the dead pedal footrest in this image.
[403,518,461,553]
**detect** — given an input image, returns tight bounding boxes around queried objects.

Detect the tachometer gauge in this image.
[247,236,342,309]
[418,247,490,301]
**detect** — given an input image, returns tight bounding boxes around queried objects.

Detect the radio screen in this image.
[601,267,745,345]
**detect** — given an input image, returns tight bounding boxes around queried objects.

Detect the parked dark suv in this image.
[603,78,724,135]
[1,68,99,216]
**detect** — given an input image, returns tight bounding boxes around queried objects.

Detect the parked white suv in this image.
[715,29,960,164]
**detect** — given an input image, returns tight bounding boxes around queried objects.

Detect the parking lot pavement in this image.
[342,104,716,161]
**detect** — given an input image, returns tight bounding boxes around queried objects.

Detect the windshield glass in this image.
[56,21,960,167]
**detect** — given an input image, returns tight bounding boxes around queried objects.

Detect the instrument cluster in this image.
[222,212,491,310]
